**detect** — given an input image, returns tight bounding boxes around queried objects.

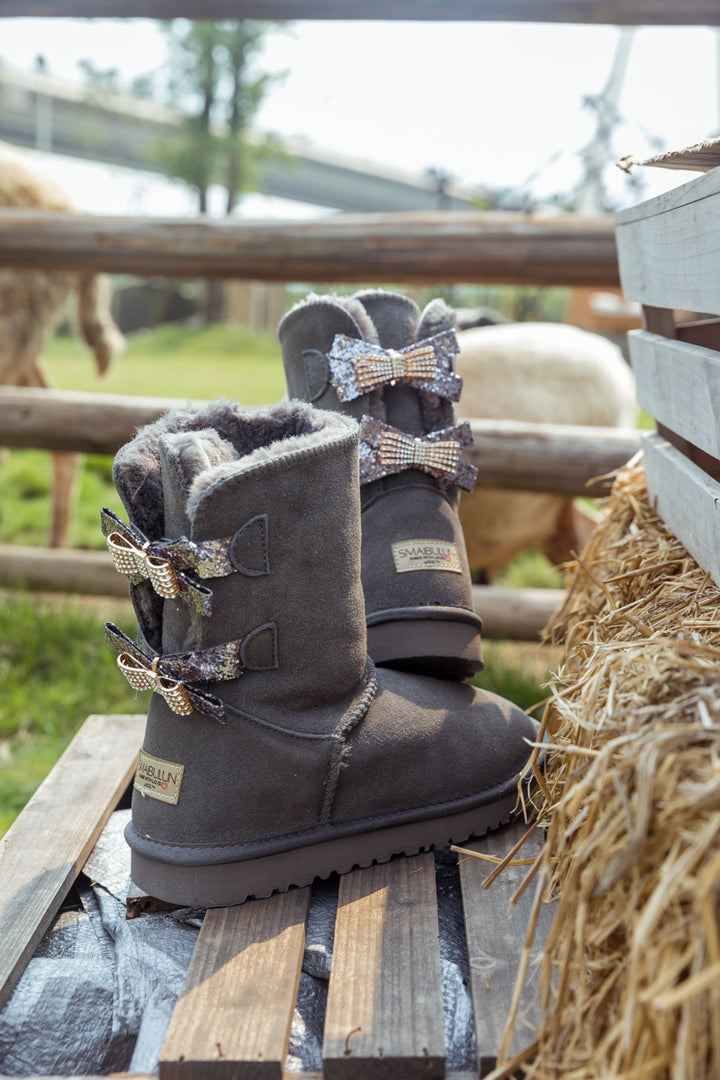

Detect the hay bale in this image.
[495,460,720,1080]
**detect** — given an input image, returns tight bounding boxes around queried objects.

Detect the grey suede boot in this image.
[278,289,482,680]
[104,399,536,908]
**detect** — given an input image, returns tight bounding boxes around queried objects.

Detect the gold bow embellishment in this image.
[328,330,462,402]
[358,417,478,491]
[104,622,240,722]
[100,507,242,617]
[117,652,193,716]
[379,428,460,477]
[107,531,181,599]
[355,344,436,393]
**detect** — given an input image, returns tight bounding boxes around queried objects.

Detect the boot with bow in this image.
[104,399,536,908]
[278,289,482,680]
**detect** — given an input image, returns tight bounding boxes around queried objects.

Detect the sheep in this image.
[455,321,636,578]
[0,140,124,547]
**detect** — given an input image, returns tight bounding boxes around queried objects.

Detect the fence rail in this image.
[0,210,620,286]
[2,1,717,23]
[0,387,640,496]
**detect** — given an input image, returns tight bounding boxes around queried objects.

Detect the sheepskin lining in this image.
[182,407,354,522]
[113,399,324,539]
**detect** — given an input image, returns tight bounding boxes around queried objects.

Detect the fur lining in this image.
[112,399,251,539]
[184,405,356,522]
[162,429,239,495]
[114,398,357,532]
[416,297,456,340]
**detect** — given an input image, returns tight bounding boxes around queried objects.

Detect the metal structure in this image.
[0,61,486,213]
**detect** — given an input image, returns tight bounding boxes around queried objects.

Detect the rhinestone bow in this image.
[359,417,478,491]
[104,622,245,722]
[328,329,463,402]
[101,508,237,616]
[106,530,181,599]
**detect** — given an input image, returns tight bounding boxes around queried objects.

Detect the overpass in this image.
[0,60,492,213]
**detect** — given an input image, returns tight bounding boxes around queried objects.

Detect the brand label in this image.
[134,750,185,805]
[391,539,462,574]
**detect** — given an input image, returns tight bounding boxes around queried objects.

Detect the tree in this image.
[156,20,283,217]
[80,19,285,321]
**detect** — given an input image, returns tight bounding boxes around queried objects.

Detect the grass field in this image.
[0,322,564,836]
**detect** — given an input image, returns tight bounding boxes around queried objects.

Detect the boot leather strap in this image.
[104,621,276,723]
[102,508,269,616]
[328,329,463,403]
[358,416,478,492]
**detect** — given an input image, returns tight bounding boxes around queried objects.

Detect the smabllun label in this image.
[134,749,185,805]
[391,539,462,574]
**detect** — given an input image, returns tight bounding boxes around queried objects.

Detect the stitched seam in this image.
[319,662,378,824]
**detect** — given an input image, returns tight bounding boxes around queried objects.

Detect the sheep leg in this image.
[19,358,82,549]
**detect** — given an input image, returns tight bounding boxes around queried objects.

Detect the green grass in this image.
[44,322,287,401]
[0,591,147,835]
[0,321,564,836]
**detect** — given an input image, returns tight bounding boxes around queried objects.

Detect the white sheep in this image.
[455,321,636,578]
[0,140,124,547]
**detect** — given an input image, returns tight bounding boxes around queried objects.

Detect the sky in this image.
[0,16,717,218]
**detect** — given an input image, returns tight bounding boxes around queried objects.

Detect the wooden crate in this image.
[615,138,720,583]
[0,714,550,1080]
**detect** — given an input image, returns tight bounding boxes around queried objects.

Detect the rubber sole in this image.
[129,791,516,908]
[367,617,484,679]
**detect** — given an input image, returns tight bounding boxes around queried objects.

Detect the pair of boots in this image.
[103,290,536,908]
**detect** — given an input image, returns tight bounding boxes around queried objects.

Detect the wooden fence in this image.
[0,0,670,637]
[0,385,640,638]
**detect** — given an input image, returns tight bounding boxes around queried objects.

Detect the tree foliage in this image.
[158,20,281,214]
[80,19,285,215]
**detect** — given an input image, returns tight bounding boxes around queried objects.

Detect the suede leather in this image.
[278,290,481,673]
[113,399,536,871]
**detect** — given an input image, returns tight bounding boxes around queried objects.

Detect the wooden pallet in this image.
[0,714,551,1080]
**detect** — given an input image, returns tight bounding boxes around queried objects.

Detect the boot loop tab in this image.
[328,330,463,403]
[229,514,271,577]
[104,622,246,723]
[358,417,478,492]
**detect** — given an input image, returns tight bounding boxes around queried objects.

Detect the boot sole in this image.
[367,616,484,679]
[128,791,517,908]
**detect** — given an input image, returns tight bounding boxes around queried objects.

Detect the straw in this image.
[497,460,720,1080]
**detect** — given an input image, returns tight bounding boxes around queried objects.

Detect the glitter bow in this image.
[101,508,238,616]
[104,622,245,722]
[328,330,463,402]
[358,417,478,491]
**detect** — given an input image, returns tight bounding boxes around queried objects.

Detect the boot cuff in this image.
[278,292,380,345]
[157,401,357,523]
[114,399,356,537]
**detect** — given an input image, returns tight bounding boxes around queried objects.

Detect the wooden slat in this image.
[628,330,720,459]
[160,889,311,1080]
[615,169,720,314]
[0,713,144,1012]
[0,387,640,495]
[458,821,553,1076]
[643,431,720,587]
[323,853,446,1079]
[2,0,718,21]
[0,210,620,287]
